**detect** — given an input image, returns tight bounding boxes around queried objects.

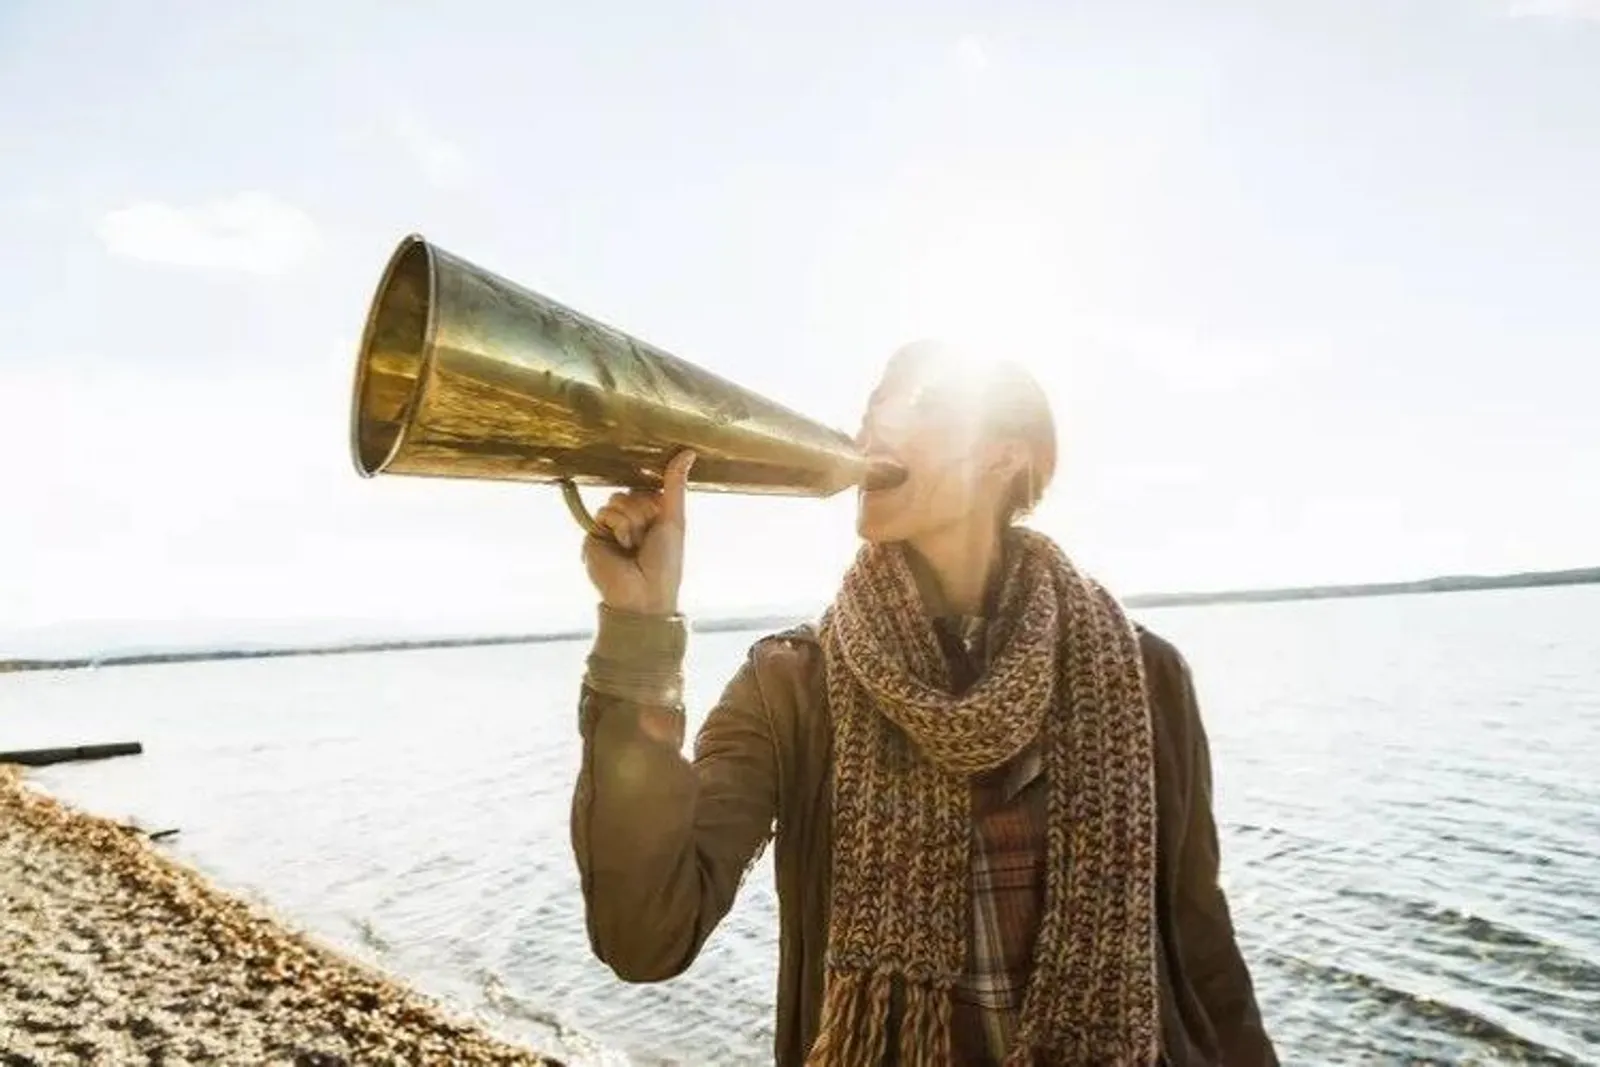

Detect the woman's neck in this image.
[904,519,1007,617]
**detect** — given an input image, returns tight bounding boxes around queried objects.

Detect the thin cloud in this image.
[1068,315,1330,396]
[386,113,473,189]
[4,192,55,219]
[954,34,990,80]
[97,191,320,275]
[1499,0,1600,21]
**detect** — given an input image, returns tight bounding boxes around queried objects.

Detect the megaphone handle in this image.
[560,479,614,541]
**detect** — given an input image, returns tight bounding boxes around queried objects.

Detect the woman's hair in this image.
[988,359,1058,523]
[886,340,1059,524]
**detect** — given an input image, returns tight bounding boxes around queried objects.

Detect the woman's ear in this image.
[989,440,1037,521]
[988,440,1029,483]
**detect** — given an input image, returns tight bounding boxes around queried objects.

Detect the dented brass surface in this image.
[351,236,898,520]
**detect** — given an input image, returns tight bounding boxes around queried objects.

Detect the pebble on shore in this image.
[0,765,559,1066]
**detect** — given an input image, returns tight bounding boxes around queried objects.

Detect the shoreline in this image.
[0,765,562,1066]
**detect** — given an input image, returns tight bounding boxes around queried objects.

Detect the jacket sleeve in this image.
[570,605,779,983]
[1171,655,1279,1066]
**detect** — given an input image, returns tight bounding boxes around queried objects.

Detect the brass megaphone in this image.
[349,235,902,535]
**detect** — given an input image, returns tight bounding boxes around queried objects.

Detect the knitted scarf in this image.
[806,527,1159,1067]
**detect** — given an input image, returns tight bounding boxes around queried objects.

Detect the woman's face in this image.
[853,351,1024,545]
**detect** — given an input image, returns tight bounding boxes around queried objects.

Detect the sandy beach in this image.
[0,765,558,1066]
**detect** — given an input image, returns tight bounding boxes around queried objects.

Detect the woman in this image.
[570,342,1277,1066]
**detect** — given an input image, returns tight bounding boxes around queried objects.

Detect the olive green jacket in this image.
[570,607,1278,1066]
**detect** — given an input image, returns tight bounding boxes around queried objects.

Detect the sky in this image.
[2,0,1598,648]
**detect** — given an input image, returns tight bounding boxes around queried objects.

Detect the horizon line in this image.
[3,563,1597,674]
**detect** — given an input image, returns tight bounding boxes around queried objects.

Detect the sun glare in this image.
[873,201,1081,417]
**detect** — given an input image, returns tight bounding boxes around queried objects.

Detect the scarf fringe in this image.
[1003,1045,1036,1067]
[807,971,956,1067]
[804,970,892,1067]
[896,980,952,1067]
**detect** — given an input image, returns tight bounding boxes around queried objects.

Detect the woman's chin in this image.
[855,501,905,544]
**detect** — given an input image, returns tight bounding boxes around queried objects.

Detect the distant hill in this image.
[1122,566,1600,608]
[3,566,1597,674]
[0,630,590,674]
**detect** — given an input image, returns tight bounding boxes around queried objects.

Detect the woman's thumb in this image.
[659,449,697,527]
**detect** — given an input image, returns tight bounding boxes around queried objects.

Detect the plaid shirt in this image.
[934,617,1048,1066]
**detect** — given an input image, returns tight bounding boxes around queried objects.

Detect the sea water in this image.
[4,585,1598,1064]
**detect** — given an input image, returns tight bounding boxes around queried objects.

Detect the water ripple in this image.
[4,584,1599,1063]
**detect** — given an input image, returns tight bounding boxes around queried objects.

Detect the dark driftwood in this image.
[0,741,143,767]
[111,822,180,842]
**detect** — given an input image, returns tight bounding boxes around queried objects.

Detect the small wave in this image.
[1268,951,1588,1065]
[1340,887,1600,993]
[478,970,639,1067]
[353,916,392,955]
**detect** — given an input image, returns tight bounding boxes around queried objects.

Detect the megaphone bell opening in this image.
[351,236,437,477]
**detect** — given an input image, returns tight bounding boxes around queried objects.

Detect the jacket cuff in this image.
[583,604,688,706]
